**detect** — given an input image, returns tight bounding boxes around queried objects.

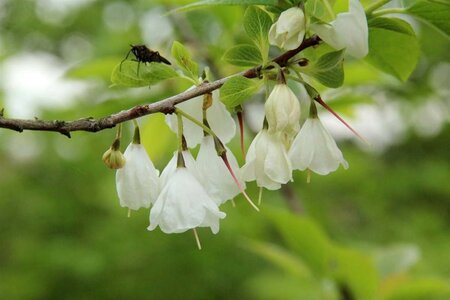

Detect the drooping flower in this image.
[116,143,160,210]
[269,7,307,50]
[165,89,236,148]
[159,150,200,189]
[310,0,368,58]
[241,129,292,190]
[288,116,349,175]
[265,83,301,140]
[148,152,226,234]
[196,135,243,205]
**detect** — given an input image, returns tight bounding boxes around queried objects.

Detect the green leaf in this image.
[244,240,311,278]
[264,208,332,275]
[384,278,450,300]
[223,44,263,67]
[365,17,420,81]
[171,41,199,81]
[220,76,263,108]
[243,6,272,61]
[406,0,450,38]
[172,0,278,13]
[303,49,345,88]
[247,272,333,300]
[330,246,378,300]
[305,0,337,22]
[111,61,179,88]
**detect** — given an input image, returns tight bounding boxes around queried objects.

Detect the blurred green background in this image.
[0,0,449,299]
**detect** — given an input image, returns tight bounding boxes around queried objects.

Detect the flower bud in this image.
[264,84,301,139]
[269,7,306,50]
[102,141,126,169]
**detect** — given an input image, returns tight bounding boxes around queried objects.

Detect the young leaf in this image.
[220,76,263,108]
[172,0,278,13]
[111,61,179,87]
[243,6,272,62]
[302,49,345,88]
[223,44,263,67]
[406,0,450,38]
[171,41,199,81]
[365,17,420,81]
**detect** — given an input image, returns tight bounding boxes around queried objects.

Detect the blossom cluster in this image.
[102,0,367,246]
[105,83,350,244]
[107,91,252,240]
[242,82,348,191]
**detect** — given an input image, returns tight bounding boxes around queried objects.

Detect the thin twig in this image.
[0,36,321,137]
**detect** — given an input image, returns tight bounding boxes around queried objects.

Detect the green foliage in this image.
[110,61,179,88]
[264,208,332,275]
[244,240,312,278]
[331,246,378,300]
[306,0,336,22]
[220,76,263,108]
[257,208,379,299]
[384,278,450,300]
[173,0,279,13]
[243,6,272,64]
[171,41,199,82]
[366,17,420,81]
[223,44,263,67]
[406,0,450,37]
[301,49,345,88]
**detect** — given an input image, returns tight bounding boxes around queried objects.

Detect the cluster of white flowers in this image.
[242,82,348,190]
[105,1,366,246]
[270,0,368,58]
[109,82,349,245]
[110,90,252,248]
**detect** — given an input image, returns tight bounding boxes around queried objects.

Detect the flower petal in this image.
[116,144,160,210]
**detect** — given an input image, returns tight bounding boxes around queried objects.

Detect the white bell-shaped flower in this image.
[265,83,301,138]
[165,89,236,148]
[196,135,243,205]
[159,150,200,189]
[115,143,160,210]
[241,129,292,190]
[269,7,306,50]
[310,0,368,58]
[148,166,226,234]
[288,117,349,175]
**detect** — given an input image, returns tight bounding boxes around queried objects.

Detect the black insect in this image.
[120,44,171,76]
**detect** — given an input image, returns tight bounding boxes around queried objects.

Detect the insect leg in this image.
[137,61,141,77]
[120,49,133,71]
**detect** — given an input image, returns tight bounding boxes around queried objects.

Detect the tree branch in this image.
[0,36,321,138]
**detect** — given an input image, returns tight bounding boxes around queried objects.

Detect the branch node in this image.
[161,105,176,115]
[60,130,71,138]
